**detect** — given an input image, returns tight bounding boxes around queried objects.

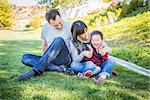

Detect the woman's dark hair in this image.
[91,30,103,40]
[71,20,87,42]
[45,9,60,22]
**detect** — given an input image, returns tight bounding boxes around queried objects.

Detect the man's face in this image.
[49,15,62,29]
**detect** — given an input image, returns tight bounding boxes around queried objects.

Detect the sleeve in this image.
[40,24,46,40]
[83,47,92,61]
[70,41,85,62]
[70,41,78,60]
[103,42,112,54]
[101,52,108,60]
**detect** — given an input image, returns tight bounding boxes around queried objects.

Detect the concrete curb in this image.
[109,56,150,77]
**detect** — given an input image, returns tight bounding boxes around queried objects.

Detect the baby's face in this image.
[91,35,103,49]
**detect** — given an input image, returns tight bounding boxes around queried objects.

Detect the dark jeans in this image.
[22,37,72,75]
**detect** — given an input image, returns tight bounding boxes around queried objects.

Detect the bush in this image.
[29,16,43,28]
[112,44,150,69]
[120,0,145,17]
[0,0,14,28]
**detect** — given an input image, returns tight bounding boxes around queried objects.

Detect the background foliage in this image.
[0,0,149,99]
[0,0,14,28]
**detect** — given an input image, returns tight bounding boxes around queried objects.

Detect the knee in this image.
[71,62,77,69]
[102,59,115,69]
[22,54,28,58]
[71,62,77,73]
[22,54,30,63]
[53,37,65,45]
[71,62,83,73]
[107,59,115,65]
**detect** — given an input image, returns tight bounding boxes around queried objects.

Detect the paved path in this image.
[109,56,150,77]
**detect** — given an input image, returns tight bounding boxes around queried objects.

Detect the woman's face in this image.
[79,28,89,41]
[91,34,103,49]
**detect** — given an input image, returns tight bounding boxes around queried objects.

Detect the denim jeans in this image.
[71,58,115,77]
[71,61,101,76]
[22,37,72,75]
[99,58,115,77]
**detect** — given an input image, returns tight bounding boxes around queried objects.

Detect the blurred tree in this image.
[29,16,43,28]
[0,0,14,28]
[36,0,78,8]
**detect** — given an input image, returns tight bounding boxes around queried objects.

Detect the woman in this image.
[70,20,115,84]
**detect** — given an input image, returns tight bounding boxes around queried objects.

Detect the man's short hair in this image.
[45,9,60,22]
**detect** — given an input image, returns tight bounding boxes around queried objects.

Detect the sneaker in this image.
[65,68,75,75]
[93,76,99,81]
[16,69,35,81]
[83,70,93,79]
[77,72,84,78]
[60,65,66,72]
[94,75,107,85]
[111,71,118,77]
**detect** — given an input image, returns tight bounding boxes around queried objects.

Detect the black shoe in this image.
[65,68,75,75]
[16,69,35,81]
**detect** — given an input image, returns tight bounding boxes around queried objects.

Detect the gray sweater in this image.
[70,33,112,62]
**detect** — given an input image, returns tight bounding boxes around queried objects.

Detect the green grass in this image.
[0,37,149,99]
[69,11,150,69]
[101,12,150,69]
[0,12,150,99]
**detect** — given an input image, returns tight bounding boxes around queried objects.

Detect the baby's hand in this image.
[98,46,107,56]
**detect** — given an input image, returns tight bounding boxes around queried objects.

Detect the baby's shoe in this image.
[77,72,84,78]
[94,75,107,85]
[83,70,93,79]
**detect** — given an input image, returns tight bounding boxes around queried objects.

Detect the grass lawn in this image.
[0,12,150,99]
[0,30,149,100]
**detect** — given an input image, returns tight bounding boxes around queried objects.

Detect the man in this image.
[17,9,74,80]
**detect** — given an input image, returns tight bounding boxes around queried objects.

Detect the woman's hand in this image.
[82,51,92,58]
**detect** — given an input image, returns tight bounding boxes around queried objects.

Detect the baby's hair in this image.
[91,30,103,40]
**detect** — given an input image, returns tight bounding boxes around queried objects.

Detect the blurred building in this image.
[9,0,46,30]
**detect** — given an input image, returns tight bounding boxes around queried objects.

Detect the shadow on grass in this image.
[0,40,41,99]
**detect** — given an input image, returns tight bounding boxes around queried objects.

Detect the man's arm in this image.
[42,40,48,54]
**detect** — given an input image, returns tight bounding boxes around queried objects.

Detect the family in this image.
[17,9,115,85]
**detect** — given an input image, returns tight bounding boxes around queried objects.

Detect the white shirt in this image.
[41,21,72,52]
